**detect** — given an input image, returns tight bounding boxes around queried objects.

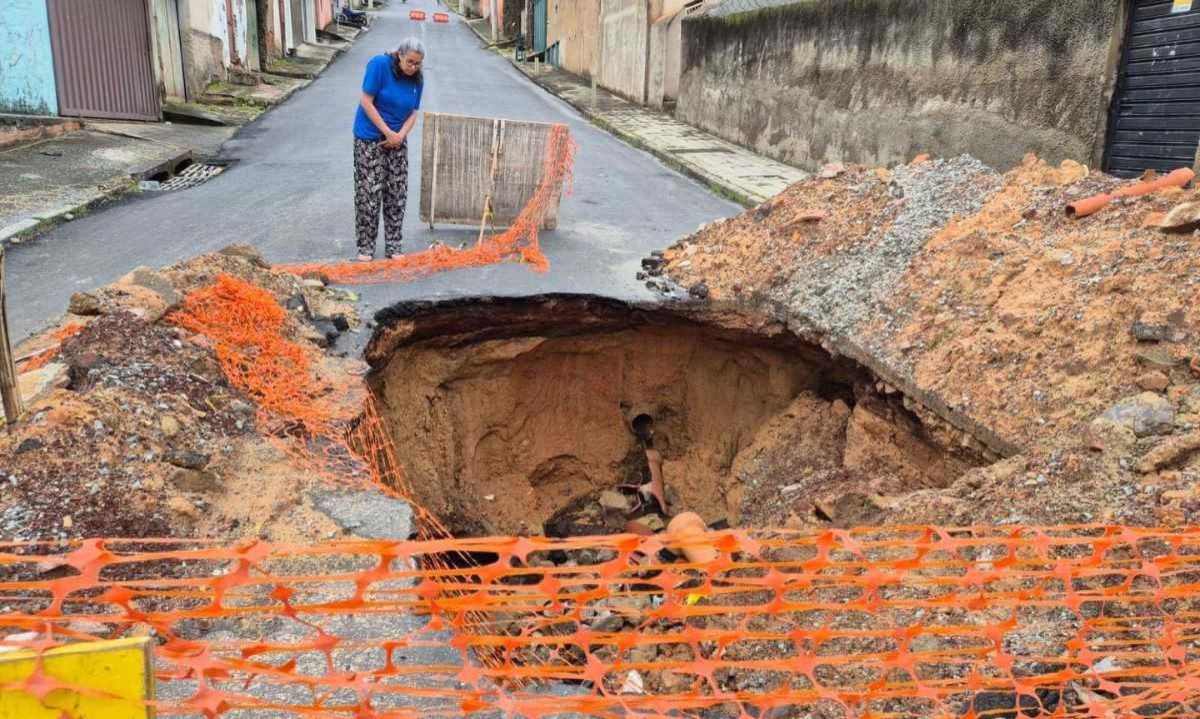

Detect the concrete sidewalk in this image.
[0,123,236,244]
[0,26,367,247]
[465,34,808,206]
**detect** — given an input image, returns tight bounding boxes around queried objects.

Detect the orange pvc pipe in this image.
[1067,167,1194,218]
[1066,193,1112,218]
[1112,167,1194,198]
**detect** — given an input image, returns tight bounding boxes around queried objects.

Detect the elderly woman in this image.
[353,38,425,261]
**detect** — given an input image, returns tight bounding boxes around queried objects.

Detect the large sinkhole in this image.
[364,295,984,536]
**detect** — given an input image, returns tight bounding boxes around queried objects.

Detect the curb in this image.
[2,27,365,250]
[511,64,759,208]
[0,182,135,248]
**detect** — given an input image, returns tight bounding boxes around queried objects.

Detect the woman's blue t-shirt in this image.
[353,54,423,141]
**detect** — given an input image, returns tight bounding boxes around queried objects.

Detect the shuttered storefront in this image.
[1106,0,1200,177]
[46,0,161,121]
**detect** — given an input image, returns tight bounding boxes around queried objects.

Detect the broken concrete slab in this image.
[311,488,414,540]
[17,361,69,403]
[0,218,40,244]
[118,267,184,309]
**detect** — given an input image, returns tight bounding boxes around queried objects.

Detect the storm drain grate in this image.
[139,162,226,192]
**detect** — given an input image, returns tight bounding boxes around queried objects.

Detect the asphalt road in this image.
[6,0,738,343]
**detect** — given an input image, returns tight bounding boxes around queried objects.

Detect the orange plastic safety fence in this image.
[2,528,1200,717]
[279,124,576,285]
[10,218,1198,717]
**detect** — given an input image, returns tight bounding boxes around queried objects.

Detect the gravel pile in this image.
[779,155,1002,342]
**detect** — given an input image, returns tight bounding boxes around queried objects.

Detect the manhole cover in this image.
[139,162,226,192]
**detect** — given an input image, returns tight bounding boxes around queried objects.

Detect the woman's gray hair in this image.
[396,37,426,57]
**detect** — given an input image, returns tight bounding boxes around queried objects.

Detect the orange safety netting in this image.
[6,258,1200,717]
[279,123,576,285]
[1,528,1200,717]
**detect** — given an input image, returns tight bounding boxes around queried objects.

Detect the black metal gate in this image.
[1106,0,1200,177]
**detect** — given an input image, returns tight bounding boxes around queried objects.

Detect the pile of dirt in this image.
[0,247,369,543]
[660,155,1200,528]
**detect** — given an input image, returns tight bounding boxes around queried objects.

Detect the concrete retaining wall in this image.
[0,0,59,116]
[599,0,649,103]
[647,9,684,109]
[548,0,600,79]
[677,0,1126,171]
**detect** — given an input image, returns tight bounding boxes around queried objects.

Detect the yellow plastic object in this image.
[0,637,154,718]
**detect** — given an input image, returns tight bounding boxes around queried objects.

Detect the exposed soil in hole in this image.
[366,295,985,536]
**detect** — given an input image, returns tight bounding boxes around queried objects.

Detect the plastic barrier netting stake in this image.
[279,123,576,285]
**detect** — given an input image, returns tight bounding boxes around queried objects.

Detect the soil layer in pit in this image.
[365,295,984,536]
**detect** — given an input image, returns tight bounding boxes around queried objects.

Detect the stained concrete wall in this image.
[647,8,684,109]
[0,0,59,115]
[547,0,600,78]
[678,0,1126,172]
[599,0,650,103]
[179,0,250,96]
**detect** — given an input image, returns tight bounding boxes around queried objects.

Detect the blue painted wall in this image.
[0,0,59,115]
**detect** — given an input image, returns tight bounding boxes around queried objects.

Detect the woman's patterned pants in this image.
[353,138,409,257]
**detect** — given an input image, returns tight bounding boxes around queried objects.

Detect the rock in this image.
[753,201,773,222]
[66,620,109,636]
[310,319,340,347]
[14,437,44,454]
[656,670,693,694]
[688,282,710,300]
[1191,355,1200,378]
[1137,371,1171,392]
[1135,346,1178,369]
[627,644,658,665]
[167,495,201,519]
[302,278,326,289]
[1100,393,1176,437]
[633,514,665,532]
[1132,321,1171,343]
[641,257,664,271]
[331,314,351,332]
[598,491,632,512]
[164,449,211,471]
[159,415,181,438]
[168,468,223,493]
[591,612,626,634]
[1138,431,1200,473]
[119,267,182,309]
[620,670,645,695]
[218,244,269,267]
[17,362,69,401]
[1158,200,1200,232]
[285,293,311,316]
[62,515,73,530]
[229,399,256,416]
[68,292,103,316]
[818,161,847,179]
